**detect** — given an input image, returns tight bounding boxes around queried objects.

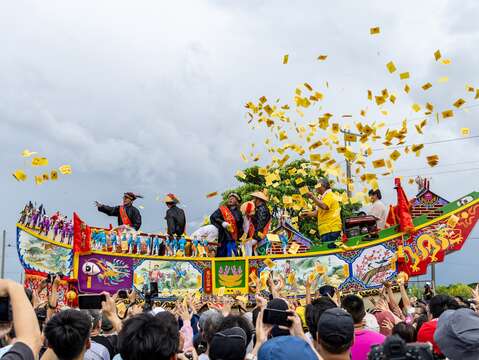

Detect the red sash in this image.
[219,206,239,241]
[119,206,132,227]
[263,220,271,237]
[247,217,255,239]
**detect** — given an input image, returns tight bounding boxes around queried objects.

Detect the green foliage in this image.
[435,283,473,299]
[222,159,362,241]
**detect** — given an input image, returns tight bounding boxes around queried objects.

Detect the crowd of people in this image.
[1,273,479,360]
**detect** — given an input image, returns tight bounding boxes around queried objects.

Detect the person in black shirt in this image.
[250,191,272,253]
[95,192,143,231]
[164,193,186,240]
[210,193,244,257]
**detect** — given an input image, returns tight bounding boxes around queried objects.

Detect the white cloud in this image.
[0,0,478,283]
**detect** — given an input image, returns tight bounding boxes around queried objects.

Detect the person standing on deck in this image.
[367,189,388,229]
[210,193,244,257]
[250,191,272,255]
[95,192,142,231]
[164,193,186,254]
[302,178,342,249]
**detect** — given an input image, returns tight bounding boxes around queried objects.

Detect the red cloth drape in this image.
[394,178,414,233]
[73,212,92,253]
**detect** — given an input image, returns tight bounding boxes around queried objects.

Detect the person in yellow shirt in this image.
[302,178,342,249]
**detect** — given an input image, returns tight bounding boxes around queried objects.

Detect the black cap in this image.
[317,308,354,346]
[209,327,247,360]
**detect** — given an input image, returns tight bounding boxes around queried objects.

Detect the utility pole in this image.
[1,230,6,279]
[340,129,361,199]
[431,263,436,292]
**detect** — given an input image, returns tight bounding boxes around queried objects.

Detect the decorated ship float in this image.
[16,180,479,303]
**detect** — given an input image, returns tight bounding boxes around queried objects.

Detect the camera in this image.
[369,335,435,360]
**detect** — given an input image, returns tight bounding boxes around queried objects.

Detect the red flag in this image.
[73,212,92,253]
[394,178,414,233]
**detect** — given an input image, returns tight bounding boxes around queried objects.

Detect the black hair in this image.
[218,315,254,347]
[368,189,382,200]
[341,294,366,324]
[319,337,353,355]
[119,312,179,360]
[44,309,92,360]
[429,295,459,319]
[414,314,429,334]
[392,322,416,343]
[306,296,337,341]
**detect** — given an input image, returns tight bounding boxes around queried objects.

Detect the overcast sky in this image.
[0,0,478,284]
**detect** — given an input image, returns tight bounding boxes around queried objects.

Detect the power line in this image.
[372,135,479,152]
[392,159,479,173]
[378,102,479,128]
[378,166,479,179]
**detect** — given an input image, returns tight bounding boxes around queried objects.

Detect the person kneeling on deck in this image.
[302,178,342,249]
[210,193,244,257]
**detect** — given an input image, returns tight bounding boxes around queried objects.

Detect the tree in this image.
[436,283,473,299]
[222,159,361,243]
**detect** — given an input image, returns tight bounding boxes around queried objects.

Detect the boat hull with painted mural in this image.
[16,191,479,299]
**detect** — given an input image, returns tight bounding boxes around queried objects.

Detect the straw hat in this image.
[250,191,269,202]
[164,193,180,204]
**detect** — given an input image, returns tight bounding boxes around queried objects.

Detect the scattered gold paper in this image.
[386,61,397,73]
[12,170,27,182]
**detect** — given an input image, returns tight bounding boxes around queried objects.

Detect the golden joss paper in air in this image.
[344,133,357,142]
[370,26,380,35]
[399,72,410,80]
[31,157,48,167]
[442,110,454,119]
[422,82,432,90]
[299,186,309,195]
[434,49,441,61]
[206,192,218,198]
[461,128,470,136]
[236,170,247,179]
[50,170,58,181]
[386,61,397,73]
[317,55,328,61]
[21,149,37,158]
[411,103,421,112]
[372,159,386,168]
[453,98,465,108]
[12,169,27,182]
[282,54,289,64]
[59,165,72,175]
[441,58,451,65]
[389,150,401,161]
[404,84,410,93]
[438,76,448,83]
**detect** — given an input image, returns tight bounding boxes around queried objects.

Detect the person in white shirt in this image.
[368,189,388,229]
